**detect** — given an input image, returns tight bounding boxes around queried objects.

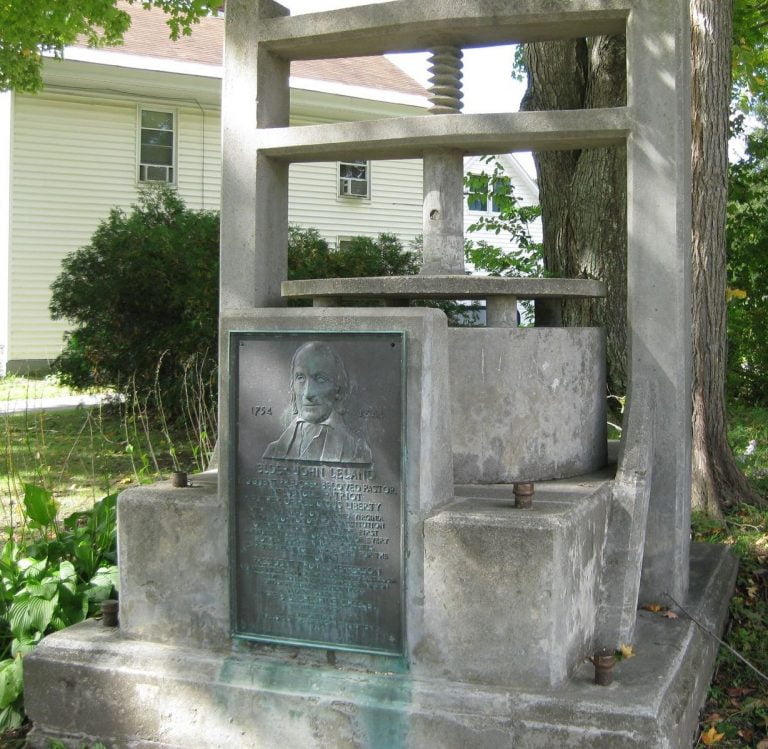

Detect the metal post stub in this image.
[171,471,188,488]
[592,648,616,686]
[101,599,119,628]
[513,482,535,508]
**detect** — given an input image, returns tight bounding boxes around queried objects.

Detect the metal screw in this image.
[101,599,119,628]
[171,470,188,488]
[592,648,616,686]
[513,482,535,508]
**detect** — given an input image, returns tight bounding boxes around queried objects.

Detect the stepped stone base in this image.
[25,544,735,749]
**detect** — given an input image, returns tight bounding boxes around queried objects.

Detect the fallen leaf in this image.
[738,728,754,742]
[619,644,635,659]
[641,603,665,612]
[662,610,679,619]
[757,738,768,749]
[700,726,725,745]
[703,713,723,724]
[726,686,755,697]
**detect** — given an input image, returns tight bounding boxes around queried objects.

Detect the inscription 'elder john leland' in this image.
[231,332,404,655]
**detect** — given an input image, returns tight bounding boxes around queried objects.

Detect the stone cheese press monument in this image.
[25,1,738,747]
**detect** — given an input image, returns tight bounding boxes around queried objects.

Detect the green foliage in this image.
[464,158,543,280]
[733,0,768,114]
[50,185,220,417]
[288,227,419,283]
[0,489,118,732]
[50,191,419,415]
[727,128,768,405]
[0,0,215,93]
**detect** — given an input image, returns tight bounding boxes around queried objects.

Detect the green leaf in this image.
[22,483,58,526]
[0,702,24,732]
[11,632,41,657]
[58,560,76,582]
[0,657,23,709]
[9,592,57,638]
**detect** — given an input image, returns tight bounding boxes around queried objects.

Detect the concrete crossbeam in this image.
[254,109,630,162]
[254,0,630,59]
[281,275,606,301]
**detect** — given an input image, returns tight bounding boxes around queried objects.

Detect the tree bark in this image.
[690,0,763,512]
[522,5,763,514]
[521,37,628,395]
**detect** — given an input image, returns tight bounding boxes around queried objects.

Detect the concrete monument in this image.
[24,1,736,747]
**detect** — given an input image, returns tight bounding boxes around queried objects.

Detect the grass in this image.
[0,375,213,525]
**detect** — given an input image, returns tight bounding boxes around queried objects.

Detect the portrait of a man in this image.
[262,341,373,464]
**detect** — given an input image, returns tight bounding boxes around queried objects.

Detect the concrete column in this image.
[486,296,518,327]
[421,46,465,276]
[626,0,692,602]
[421,150,466,274]
[220,0,290,312]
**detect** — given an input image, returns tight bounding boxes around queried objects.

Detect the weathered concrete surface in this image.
[117,471,228,650]
[254,108,630,162]
[24,544,736,749]
[219,308,454,664]
[281,275,606,301]
[449,327,607,483]
[596,379,655,648]
[251,0,630,59]
[421,476,612,688]
[627,0,693,605]
[422,150,465,274]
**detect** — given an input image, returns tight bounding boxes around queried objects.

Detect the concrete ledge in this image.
[281,275,606,301]
[25,544,736,749]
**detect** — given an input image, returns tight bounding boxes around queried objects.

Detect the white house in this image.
[0,3,539,375]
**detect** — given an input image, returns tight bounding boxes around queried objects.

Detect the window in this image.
[466,173,488,211]
[338,160,369,198]
[139,108,175,183]
[491,176,511,214]
[466,173,511,214]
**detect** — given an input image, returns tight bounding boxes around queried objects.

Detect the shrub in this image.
[52,210,420,416]
[50,186,220,416]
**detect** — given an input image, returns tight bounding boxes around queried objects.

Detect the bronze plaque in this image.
[230,331,405,655]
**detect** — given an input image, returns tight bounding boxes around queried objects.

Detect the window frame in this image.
[337,159,370,199]
[137,105,177,185]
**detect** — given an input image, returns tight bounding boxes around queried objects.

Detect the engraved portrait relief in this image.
[262,341,373,464]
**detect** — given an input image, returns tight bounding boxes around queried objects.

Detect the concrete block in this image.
[117,472,229,650]
[420,477,612,687]
[449,327,607,483]
[24,544,737,749]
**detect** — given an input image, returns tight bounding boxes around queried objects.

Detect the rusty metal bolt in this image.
[592,648,616,686]
[513,482,535,508]
[101,599,119,628]
[171,470,188,488]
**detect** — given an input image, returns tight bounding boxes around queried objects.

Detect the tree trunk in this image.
[521,37,628,395]
[690,0,763,512]
[522,5,763,514]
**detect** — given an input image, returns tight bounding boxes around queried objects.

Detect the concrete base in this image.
[25,544,735,749]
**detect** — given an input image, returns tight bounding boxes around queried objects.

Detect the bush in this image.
[50,186,220,416]
[50,192,420,416]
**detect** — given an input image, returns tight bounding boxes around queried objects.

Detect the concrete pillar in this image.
[421,46,465,276]
[220,0,290,312]
[626,0,692,602]
[421,150,466,274]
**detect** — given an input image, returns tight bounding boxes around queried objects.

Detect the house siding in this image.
[8,92,425,364]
